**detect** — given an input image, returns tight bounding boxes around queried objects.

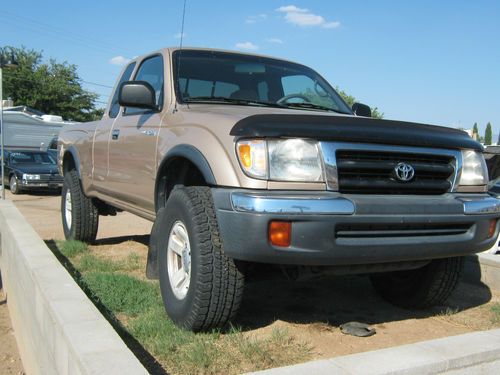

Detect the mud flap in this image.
[146,208,166,279]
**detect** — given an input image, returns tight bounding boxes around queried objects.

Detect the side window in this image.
[109,62,136,118]
[126,55,164,114]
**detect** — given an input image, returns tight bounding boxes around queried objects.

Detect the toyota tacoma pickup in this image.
[58,47,500,331]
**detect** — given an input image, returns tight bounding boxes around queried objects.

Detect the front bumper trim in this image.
[231,192,355,215]
[461,197,500,215]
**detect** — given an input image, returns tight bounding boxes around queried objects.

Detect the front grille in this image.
[335,223,471,239]
[336,150,455,194]
[39,174,63,183]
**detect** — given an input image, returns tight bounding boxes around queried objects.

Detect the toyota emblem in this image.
[394,162,415,182]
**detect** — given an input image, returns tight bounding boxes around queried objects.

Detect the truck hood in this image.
[230,113,482,152]
[11,163,59,175]
[182,104,481,151]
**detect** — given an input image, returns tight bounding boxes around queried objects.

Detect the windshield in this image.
[173,50,352,114]
[10,152,56,165]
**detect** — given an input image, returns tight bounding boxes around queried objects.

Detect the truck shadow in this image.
[235,266,493,331]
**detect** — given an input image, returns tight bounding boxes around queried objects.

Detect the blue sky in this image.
[1,1,499,135]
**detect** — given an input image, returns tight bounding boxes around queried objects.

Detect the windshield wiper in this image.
[280,102,349,114]
[184,96,282,108]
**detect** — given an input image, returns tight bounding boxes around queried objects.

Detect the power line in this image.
[0,10,136,58]
[4,73,113,92]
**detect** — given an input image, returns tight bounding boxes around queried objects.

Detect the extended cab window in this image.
[126,55,164,114]
[109,62,136,118]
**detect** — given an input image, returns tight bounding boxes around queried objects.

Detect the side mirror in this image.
[352,102,372,118]
[118,81,157,110]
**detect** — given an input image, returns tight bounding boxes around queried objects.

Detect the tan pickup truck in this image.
[58,47,500,331]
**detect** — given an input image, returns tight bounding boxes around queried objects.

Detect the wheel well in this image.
[155,157,207,211]
[62,152,76,175]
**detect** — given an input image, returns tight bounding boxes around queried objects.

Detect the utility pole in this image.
[0,47,18,200]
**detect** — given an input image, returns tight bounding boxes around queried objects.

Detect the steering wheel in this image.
[276,93,311,104]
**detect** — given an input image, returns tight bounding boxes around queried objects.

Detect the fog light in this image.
[269,221,291,247]
[488,219,497,238]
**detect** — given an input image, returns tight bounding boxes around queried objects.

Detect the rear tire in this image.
[156,186,244,332]
[370,257,464,309]
[9,175,20,195]
[61,169,99,243]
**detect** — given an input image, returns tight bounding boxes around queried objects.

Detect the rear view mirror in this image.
[118,81,157,110]
[352,102,372,118]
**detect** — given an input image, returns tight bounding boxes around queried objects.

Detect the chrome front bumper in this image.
[231,192,500,216]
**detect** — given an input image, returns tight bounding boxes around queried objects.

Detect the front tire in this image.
[155,186,244,332]
[370,257,464,309]
[9,175,21,194]
[61,169,99,243]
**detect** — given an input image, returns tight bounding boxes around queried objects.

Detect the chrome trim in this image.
[231,192,355,215]
[319,142,462,192]
[460,197,500,215]
[319,142,338,190]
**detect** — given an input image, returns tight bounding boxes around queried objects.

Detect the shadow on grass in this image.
[93,234,150,247]
[45,240,168,375]
[235,265,493,332]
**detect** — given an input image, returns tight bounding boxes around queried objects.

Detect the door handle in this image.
[112,129,120,140]
[141,130,157,136]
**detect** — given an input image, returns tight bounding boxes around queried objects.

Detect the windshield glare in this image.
[10,152,56,165]
[173,50,352,114]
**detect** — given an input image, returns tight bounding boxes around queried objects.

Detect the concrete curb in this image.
[0,200,148,375]
[248,329,500,375]
[464,254,500,291]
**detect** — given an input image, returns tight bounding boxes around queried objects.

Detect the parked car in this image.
[58,47,500,332]
[3,150,63,194]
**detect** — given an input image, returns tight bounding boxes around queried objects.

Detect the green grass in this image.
[491,303,500,324]
[57,239,88,257]
[53,240,311,375]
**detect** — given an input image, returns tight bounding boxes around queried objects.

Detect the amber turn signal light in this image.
[488,219,497,238]
[238,144,252,168]
[269,221,291,247]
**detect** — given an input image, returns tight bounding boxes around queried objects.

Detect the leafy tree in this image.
[472,123,479,139]
[2,46,103,122]
[497,129,500,145]
[485,122,492,145]
[336,87,384,119]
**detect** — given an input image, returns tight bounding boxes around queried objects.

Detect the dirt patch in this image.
[0,287,25,375]
[8,190,500,373]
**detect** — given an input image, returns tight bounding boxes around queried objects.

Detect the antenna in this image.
[175,0,188,111]
[179,0,187,50]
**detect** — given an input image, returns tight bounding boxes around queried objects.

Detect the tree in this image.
[472,123,479,140]
[2,46,103,122]
[485,122,492,145]
[336,87,384,119]
[497,128,500,145]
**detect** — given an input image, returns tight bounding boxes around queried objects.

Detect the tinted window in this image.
[10,152,55,164]
[178,78,239,98]
[281,75,335,108]
[109,62,136,118]
[126,55,164,114]
[172,50,352,114]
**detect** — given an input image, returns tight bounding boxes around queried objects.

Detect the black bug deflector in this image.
[230,114,482,151]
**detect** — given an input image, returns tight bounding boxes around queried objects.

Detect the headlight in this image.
[22,174,41,180]
[268,139,323,182]
[459,150,488,186]
[236,139,324,182]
